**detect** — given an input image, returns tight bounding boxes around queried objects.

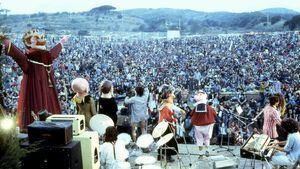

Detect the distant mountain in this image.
[122,8,296,32]
[260,8,299,15]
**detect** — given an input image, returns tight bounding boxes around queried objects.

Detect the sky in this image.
[1,0,300,14]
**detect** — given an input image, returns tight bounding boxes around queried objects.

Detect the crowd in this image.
[1,31,300,137]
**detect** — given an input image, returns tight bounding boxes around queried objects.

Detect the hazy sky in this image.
[1,0,300,14]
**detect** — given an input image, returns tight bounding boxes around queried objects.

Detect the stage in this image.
[127,144,287,169]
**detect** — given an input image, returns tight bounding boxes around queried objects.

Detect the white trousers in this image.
[194,124,214,146]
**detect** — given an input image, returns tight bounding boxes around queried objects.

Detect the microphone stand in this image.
[213,107,249,156]
[213,108,234,154]
[247,109,264,128]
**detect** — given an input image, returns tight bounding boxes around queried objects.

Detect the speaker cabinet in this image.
[21,141,83,169]
[46,115,85,135]
[27,121,73,145]
[73,131,100,169]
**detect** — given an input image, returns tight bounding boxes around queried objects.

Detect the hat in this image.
[22,29,46,49]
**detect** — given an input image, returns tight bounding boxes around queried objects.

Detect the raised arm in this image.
[50,43,62,60]
[2,39,28,73]
[50,35,68,60]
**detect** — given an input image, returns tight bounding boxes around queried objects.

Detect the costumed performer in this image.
[157,84,185,162]
[0,29,68,130]
[71,77,96,130]
[190,90,217,156]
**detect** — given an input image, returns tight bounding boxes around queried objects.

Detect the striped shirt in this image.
[263,105,281,138]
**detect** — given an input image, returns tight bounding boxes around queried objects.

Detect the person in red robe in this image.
[0,29,68,130]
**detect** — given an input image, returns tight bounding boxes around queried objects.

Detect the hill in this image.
[260,8,299,15]
[3,6,300,35]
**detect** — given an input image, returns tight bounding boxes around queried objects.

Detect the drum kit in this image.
[90,114,114,136]
[133,120,176,169]
[89,115,174,168]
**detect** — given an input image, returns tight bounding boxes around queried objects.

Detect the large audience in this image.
[1,31,300,139]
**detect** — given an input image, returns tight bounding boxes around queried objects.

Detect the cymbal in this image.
[136,134,154,148]
[152,121,168,138]
[90,114,114,135]
[117,133,132,145]
[135,155,156,165]
[156,133,173,147]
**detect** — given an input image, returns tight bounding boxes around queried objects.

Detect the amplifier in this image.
[73,131,100,169]
[27,121,72,145]
[21,141,83,169]
[46,115,85,135]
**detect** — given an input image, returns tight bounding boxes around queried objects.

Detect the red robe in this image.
[4,41,62,129]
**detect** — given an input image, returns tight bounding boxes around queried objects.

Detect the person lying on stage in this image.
[267,118,300,168]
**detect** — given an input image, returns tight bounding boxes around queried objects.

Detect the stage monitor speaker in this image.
[73,131,100,169]
[46,114,85,135]
[21,141,83,169]
[27,121,73,145]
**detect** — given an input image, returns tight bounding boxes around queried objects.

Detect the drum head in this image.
[152,121,168,138]
[118,133,132,145]
[117,162,131,169]
[135,155,156,165]
[90,114,114,135]
[156,133,173,147]
[136,134,154,148]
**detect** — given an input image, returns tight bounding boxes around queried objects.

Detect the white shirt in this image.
[100,139,130,169]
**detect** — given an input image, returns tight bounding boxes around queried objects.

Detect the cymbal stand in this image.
[174,123,192,168]
[159,145,187,169]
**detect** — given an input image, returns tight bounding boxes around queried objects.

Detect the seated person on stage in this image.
[267,118,300,168]
[190,90,217,156]
[100,126,130,169]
